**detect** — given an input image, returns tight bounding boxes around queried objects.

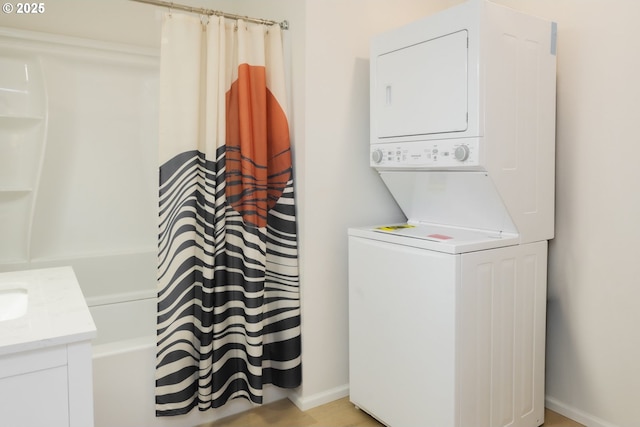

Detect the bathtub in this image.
[89,293,290,427]
[89,294,156,427]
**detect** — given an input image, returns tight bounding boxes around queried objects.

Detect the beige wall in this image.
[495,2,640,426]
[0,0,160,46]
[302,2,640,425]
[2,1,640,426]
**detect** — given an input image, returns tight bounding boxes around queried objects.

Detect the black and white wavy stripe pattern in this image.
[156,148,301,416]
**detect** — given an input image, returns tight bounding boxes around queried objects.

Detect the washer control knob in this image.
[454,145,470,162]
[371,149,384,164]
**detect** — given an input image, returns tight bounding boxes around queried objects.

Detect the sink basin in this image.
[0,287,28,321]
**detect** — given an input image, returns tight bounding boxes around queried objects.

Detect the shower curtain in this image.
[156,13,301,416]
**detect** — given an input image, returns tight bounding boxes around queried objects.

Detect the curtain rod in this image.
[130,0,289,30]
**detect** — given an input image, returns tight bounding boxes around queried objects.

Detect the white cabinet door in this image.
[0,346,70,427]
[0,366,70,426]
[457,242,547,427]
[374,30,468,140]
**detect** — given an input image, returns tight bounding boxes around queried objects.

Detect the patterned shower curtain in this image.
[155,13,301,416]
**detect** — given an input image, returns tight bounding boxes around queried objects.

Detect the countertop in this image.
[0,266,96,357]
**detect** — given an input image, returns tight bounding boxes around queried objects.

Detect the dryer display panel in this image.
[374,30,468,140]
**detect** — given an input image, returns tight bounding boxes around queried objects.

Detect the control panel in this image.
[370,139,480,168]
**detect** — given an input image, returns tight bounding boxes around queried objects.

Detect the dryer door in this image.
[373,29,468,140]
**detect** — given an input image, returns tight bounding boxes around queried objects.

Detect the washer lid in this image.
[349,223,519,254]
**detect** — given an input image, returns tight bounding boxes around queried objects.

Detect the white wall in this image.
[3,1,640,426]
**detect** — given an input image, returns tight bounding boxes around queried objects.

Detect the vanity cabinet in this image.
[0,343,94,427]
[0,267,96,427]
[0,346,70,425]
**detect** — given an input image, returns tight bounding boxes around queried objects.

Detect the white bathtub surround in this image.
[0,266,97,427]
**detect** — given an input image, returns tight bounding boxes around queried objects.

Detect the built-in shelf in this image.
[0,258,29,266]
[0,116,45,136]
[0,190,31,200]
[0,51,46,264]
[0,115,44,122]
[0,187,34,193]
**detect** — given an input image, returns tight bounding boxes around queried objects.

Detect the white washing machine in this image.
[349,224,547,427]
[348,1,557,426]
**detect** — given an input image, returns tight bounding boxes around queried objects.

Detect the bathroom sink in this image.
[0,287,28,321]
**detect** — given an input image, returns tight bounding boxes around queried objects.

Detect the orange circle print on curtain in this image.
[225,63,292,228]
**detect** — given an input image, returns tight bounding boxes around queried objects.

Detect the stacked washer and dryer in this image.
[348,1,557,426]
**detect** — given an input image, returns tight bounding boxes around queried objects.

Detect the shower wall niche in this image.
[0,53,46,262]
[0,27,159,304]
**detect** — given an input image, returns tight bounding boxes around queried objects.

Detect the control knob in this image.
[454,144,470,162]
[371,149,384,164]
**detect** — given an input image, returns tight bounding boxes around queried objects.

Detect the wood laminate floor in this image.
[201,397,584,427]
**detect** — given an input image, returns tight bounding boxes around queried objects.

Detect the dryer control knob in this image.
[454,145,470,162]
[371,149,384,164]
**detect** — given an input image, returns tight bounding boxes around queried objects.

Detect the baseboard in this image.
[288,384,350,412]
[545,396,620,427]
